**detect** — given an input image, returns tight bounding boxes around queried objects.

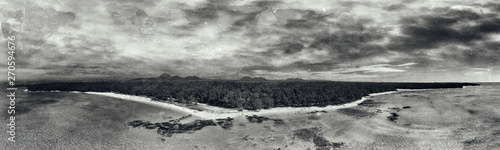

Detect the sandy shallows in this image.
[2,91,193,150]
[5,84,499,150]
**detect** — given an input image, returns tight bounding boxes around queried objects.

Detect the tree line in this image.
[25,81,478,110]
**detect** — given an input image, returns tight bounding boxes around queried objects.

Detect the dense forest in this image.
[25,80,479,110]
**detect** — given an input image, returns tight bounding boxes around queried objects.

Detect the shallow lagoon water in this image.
[1,83,499,149]
[1,89,191,149]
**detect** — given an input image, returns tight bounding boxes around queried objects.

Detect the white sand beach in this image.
[85,91,397,120]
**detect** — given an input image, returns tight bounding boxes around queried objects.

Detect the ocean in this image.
[1,83,499,149]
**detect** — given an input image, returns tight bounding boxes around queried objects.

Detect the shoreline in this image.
[84,90,399,120]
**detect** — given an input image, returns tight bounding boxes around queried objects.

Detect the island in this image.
[24,74,479,110]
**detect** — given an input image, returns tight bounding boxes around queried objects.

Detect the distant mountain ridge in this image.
[131,74,300,82]
[159,73,202,80]
[131,73,203,81]
[286,78,305,81]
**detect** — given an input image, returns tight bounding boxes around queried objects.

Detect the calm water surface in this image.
[0,83,498,149]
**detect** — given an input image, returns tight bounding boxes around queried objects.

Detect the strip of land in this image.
[85,91,397,120]
[26,81,477,110]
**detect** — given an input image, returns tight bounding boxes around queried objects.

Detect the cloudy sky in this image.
[1,0,499,82]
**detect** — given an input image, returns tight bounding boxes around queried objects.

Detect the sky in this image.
[1,0,499,82]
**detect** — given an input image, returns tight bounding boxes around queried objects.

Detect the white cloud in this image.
[397,62,417,67]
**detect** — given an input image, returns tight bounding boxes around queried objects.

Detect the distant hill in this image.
[131,73,204,81]
[286,78,305,81]
[158,73,172,79]
[239,76,268,81]
[184,76,202,80]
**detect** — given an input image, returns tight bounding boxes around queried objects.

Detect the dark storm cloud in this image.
[482,41,500,51]
[337,1,368,7]
[240,8,390,75]
[226,1,281,31]
[309,31,385,60]
[440,41,500,67]
[108,6,151,25]
[135,9,148,17]
[231,13,258,27]
[228,11,263,35]
[485,2,500,12]
[390,7,500,68]
[280,10,330,29]
[185,7,220,24]
[57,11,77,23]
[285,19,314,28]
[284,15,330,29]
[274,42,304,54]
[181,0,277,29]
[183,0,234,25]
[258,41,306,56]
[385,4,407,11]
[475,18,500,32]
[389,8,500,51]
[104,0,157,6]
[251,0,281,7]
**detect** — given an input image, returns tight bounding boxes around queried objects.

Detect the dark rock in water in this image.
[387,113,399,122]
[331,142,345,148]
[403,106,411,109]
[338,108,374,118]
[307,110,327,114]
[242,135,253,140]
[463,138,483,145]
[216,117,234,130]
[389,107,400,110]
[307,115,321,120]
[174,115,192,122]
[127,118,218,137]
[246,115,285,126]
[246,115,270,123]
[273,119,285,126]
[293,127,345,149]
[313,136,331,147]
[358,100,384,107]
[293,128,320,141]
[145,122,157,129]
